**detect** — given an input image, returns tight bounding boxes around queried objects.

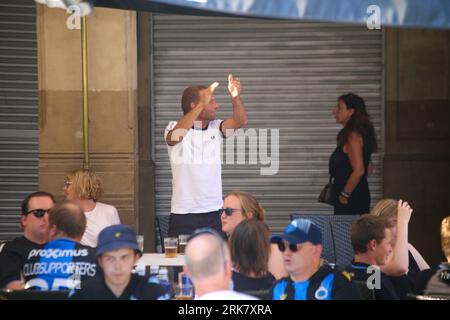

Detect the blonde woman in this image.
[64,169,120,247]
[371,198,432,297]
[219,191,287,279]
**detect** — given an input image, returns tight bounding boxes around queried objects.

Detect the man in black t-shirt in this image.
[345,214,399,300]
[70,224,166,300]
[0,191,55,289]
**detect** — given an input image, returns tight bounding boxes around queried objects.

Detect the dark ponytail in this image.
[337,93,378,154]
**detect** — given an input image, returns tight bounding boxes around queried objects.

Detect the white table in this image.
[137,253,185,267]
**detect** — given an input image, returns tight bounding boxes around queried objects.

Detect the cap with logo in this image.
[96,224,142,257]
[271,218,322,245]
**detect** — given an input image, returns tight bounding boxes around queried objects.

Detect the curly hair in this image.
[66,169,104,201]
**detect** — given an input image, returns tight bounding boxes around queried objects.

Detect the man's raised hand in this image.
[197,81,219,107]
[228,73,241,98]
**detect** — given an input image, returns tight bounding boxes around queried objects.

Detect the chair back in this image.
[330,215,359,266]
[290,214,335,263]
[155,215,170,253]
[290,214,359,267]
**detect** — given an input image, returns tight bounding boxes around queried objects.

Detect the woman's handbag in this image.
[318,177,336,206]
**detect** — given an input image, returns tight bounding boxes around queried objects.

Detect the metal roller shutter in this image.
[0,0,38,239]
[151,14,383,233]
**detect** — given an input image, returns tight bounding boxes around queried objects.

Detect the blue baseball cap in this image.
[96,224,142,257]
[271,218,322,245]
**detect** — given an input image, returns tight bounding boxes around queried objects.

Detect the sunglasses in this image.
[25,208,51,218]
[277,241,299,253]
[217,207,242,216]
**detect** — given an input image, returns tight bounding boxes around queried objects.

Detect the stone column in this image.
[36,5,138,226]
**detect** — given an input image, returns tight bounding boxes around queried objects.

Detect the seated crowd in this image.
[0,188,449,300]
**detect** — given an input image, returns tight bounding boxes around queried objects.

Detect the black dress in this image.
[329,135,371,215]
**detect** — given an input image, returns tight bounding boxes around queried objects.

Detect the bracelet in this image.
[340,191,351,199]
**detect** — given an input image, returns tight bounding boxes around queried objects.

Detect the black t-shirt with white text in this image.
[0,236,43,288]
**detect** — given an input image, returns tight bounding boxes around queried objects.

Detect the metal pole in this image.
[81,15,89,169]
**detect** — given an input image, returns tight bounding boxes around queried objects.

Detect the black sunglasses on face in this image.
[26,209,50,218]
[277,241,299,253]
[217,207,242,216]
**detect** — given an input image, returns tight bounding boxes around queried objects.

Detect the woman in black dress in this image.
[329,93,377,215]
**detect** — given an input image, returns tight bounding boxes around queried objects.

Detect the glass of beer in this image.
[136,235,144,252]
[164,237,178,258]
[178,234,189,255]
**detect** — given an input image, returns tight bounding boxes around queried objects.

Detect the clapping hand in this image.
[197,81,219,107]
[228,73,241,98]
[397,199,413,225]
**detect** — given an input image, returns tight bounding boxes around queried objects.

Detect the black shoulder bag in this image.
[318,177,336,206]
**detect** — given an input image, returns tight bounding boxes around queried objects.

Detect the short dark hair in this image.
[21,191,55,215]
[49,201,86,239]
[181,86,207,115]
[351,214,392,254]
[230,219,271,277]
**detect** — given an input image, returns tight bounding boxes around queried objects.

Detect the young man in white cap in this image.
[70,224,166,300]
[271,218,360,300]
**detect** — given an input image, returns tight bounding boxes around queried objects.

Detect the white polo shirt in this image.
[165,120,224,214]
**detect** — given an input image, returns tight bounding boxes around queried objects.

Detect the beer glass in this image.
[164,237,178,258]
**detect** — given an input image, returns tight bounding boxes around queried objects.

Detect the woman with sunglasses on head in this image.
[220,191,287,280]
[63,168,120,247]
[329,93,378,215]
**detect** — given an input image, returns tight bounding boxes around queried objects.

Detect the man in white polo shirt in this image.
[164,74,248,237]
